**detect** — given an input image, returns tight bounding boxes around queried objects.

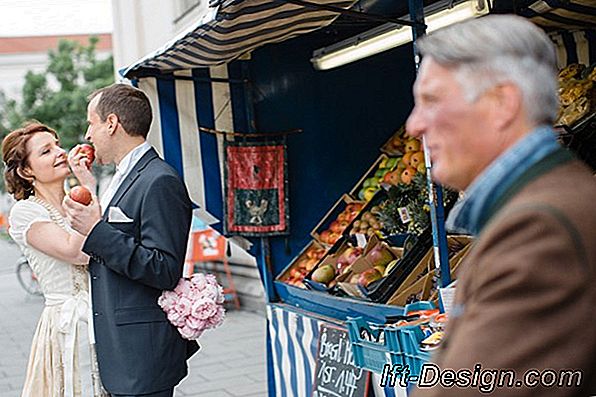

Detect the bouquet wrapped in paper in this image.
[158,273,226,340]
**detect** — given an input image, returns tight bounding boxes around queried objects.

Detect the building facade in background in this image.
[0,34,112,102]
[0,0,113,101]
[111,0,209,75]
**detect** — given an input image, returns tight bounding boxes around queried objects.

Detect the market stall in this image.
[121,0,596,395]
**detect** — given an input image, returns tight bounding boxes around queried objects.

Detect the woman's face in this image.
[23,131,69,184]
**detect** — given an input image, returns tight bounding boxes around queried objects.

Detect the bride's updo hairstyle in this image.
[2,123,58,200]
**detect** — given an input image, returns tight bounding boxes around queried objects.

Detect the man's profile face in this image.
[406,58,498,191]
[85,95,112,166]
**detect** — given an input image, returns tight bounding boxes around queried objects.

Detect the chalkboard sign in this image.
[312,324,369,397]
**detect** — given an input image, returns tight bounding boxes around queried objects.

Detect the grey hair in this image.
[417,14,558,125]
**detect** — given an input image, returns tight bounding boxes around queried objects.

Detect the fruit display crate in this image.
[343,188,388,239]
[349,154,397,202]
[301,235,359,293]
[273,278,405,323]
[275,240,327,288]
[380,126,406,157]
[345,301,434,377]
[310,193,365,246]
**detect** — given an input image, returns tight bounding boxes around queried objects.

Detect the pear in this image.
[311,264,335,285]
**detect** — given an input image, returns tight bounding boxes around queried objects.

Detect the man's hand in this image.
[63,194,102,236]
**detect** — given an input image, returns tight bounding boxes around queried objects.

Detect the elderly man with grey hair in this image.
[407,15,596,397]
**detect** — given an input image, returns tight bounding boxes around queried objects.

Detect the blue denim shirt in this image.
[446,126,561,236]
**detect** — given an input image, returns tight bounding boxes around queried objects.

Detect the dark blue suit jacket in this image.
[83,148,199,395]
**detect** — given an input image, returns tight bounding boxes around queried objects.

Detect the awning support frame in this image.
[280,0,426,28]
[130,74,249,85]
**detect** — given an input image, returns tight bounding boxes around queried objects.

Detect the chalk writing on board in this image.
[312,324,369,397]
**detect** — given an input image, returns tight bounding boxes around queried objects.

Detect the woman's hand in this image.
[68,144,97,193]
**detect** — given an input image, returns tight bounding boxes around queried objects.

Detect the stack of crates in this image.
[346,301,435,378]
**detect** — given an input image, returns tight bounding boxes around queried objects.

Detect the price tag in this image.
[399,207,411,223]
[355,233,367,248]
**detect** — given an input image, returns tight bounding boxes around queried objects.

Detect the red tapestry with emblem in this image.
[224,141,289,236]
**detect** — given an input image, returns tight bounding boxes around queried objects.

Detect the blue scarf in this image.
[446,126,560,236]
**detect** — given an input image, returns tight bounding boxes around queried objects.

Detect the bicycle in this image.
[16,255,42,296]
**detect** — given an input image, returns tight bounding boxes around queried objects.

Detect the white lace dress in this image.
[9,197,107,397]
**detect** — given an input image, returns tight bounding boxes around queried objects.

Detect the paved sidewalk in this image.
[0,240,268,397]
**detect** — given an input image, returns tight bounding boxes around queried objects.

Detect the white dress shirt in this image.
[100,141,152,214]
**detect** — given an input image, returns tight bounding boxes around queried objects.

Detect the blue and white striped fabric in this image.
[266,305,408,397]
[549,29,595,69]
[123,0,357,76]
[133,63,252,227]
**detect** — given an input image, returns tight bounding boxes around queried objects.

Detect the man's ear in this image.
[491,83,523,131]
[106,113,119,136]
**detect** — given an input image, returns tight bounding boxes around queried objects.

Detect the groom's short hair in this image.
[89,84,152,138]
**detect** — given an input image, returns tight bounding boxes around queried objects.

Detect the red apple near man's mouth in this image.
[69,144,95,169]
[79,144,95,165]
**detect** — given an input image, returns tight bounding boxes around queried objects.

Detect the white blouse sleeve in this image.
[8,200,52,247]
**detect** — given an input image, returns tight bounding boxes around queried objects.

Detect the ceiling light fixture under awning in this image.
[311,0,491,71]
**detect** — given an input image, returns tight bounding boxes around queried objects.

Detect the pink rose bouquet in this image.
[158,273,226,340]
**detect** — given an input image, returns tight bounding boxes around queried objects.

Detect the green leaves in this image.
[0,36,115,151]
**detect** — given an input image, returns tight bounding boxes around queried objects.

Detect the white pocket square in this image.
[108,207,134,223]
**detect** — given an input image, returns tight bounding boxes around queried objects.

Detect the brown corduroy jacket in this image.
[413,157,596,397]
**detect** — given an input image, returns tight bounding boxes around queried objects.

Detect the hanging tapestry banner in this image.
[224,141,289,236]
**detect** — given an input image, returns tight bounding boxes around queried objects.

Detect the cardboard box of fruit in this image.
[276,240,327,289]
[347,235,401,287]
[310,194,365,247]
[386,235,474,306]
[304,239,362,291]
[304,235,402,296]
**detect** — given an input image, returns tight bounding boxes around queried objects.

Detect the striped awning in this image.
[122,0,357,78]
[521,0,596,30]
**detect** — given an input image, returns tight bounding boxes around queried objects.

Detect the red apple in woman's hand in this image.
[69,186,92,206]
[69,144,95,169]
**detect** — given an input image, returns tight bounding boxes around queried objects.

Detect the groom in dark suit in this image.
[64,84,199,396]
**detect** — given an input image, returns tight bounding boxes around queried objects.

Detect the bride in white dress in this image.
[2,123,107,396]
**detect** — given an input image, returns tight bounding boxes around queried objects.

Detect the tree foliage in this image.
[0,36,114,191]
[1,37,114,146]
